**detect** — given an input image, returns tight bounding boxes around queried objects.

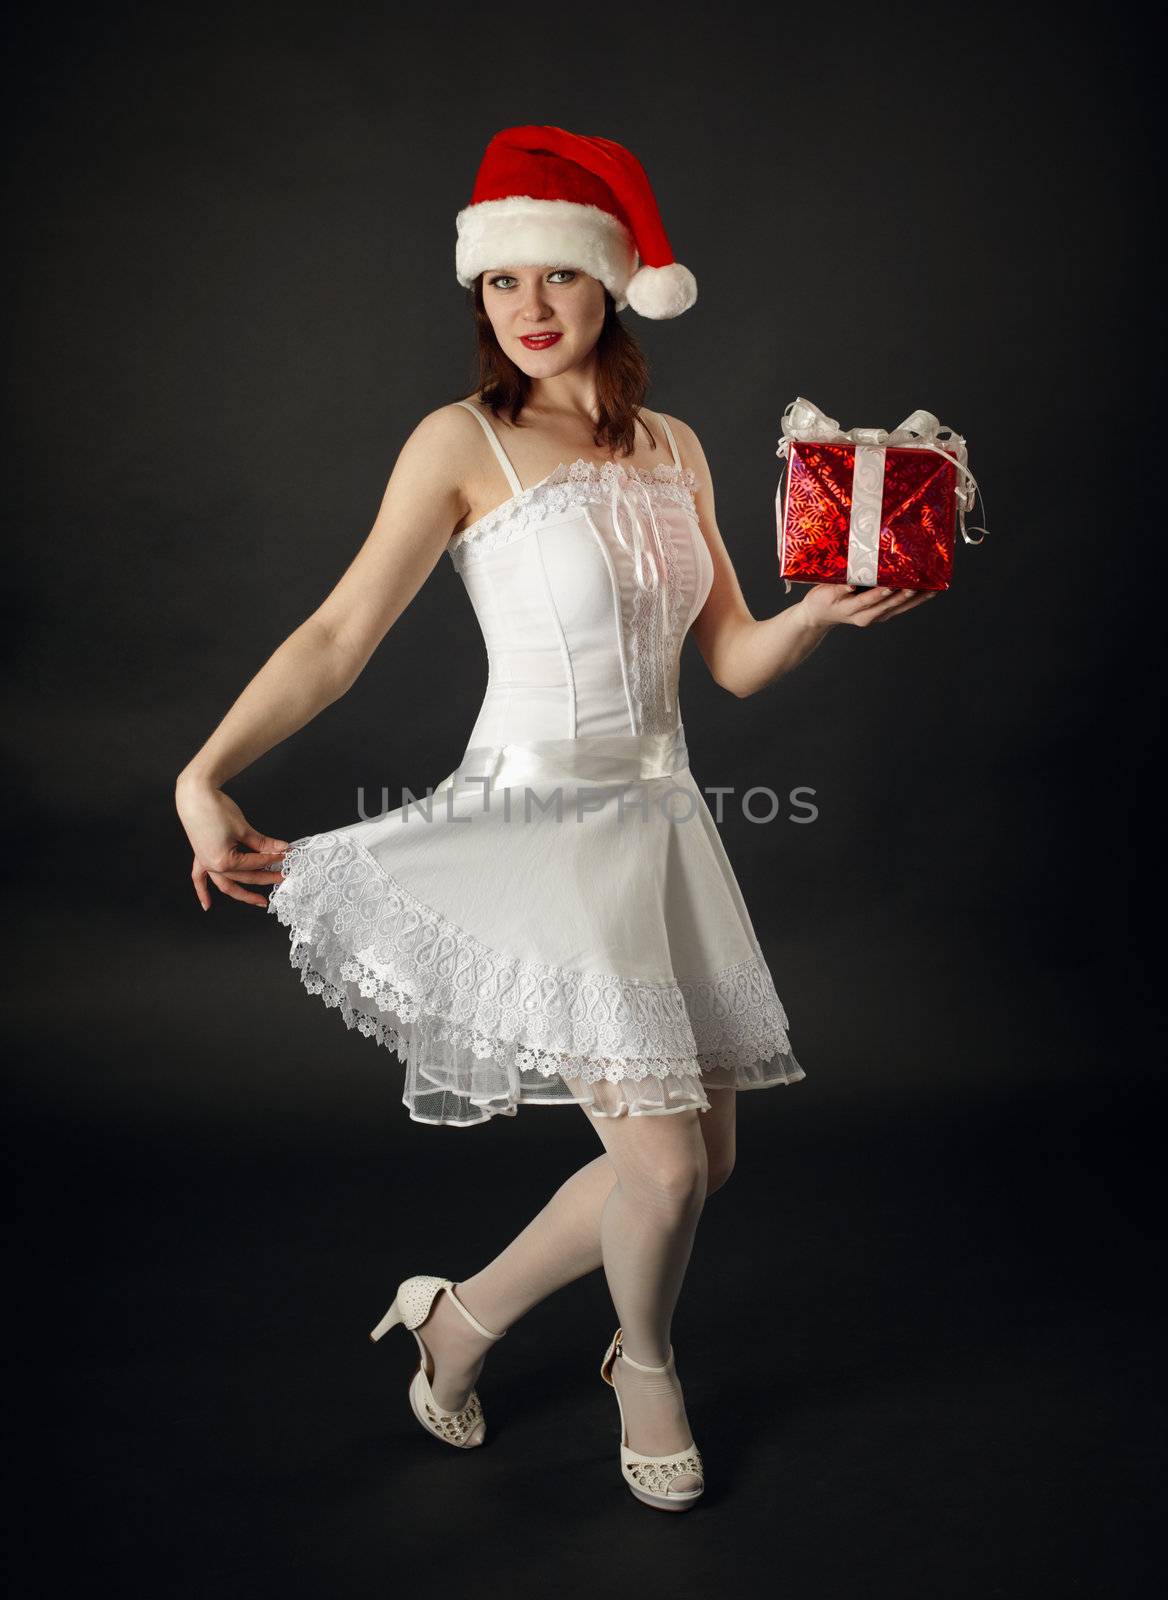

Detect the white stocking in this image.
[586,1108,708,1489]
[424,1096,727,1481]
[456,1154,615,1326]
[420,1155,616,1411]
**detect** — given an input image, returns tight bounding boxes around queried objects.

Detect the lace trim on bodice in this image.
[448,458,699,568]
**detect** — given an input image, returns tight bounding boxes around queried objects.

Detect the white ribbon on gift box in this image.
[774,396,988,593]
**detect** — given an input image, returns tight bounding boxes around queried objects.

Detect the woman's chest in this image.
[454,496,714,647]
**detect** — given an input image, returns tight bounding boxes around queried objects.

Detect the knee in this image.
[639,1144,709,1214]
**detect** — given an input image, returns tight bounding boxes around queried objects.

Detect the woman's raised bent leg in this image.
[417,1152,615,1410]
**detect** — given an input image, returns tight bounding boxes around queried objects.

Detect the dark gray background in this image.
[5,2,1159,1595]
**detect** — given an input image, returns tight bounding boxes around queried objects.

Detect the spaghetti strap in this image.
[455,399,525,497]
[655,411,684,472]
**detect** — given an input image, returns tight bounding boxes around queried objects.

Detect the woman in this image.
[174,125,935,1513]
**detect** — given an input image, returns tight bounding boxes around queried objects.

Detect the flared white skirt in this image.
[266,762,805,1127]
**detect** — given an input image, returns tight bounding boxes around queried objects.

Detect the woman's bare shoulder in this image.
[393,398,492,494]
[405,397,487,454]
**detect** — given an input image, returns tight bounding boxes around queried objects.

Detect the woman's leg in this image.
[698,1086,737,1193]
[417,1091,737,1411]
[585,1106,709,1489]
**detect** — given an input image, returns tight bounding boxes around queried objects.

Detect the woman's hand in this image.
[798,582,940,629]
[175,775,290,911]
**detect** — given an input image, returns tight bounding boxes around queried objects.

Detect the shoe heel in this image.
[371,1273,500,1450]
[369,1296,403,1343]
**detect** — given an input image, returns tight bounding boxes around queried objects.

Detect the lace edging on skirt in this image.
[266,830,806,1127]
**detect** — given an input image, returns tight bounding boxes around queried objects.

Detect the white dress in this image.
[267,401,806,1126]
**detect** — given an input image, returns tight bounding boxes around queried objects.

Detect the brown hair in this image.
[456,275,659,460]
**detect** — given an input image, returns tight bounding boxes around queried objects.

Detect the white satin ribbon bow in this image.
[775,396,989,548]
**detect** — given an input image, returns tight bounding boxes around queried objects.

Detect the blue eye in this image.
[488,270,576,289]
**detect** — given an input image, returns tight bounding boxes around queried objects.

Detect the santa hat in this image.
[455,124,697,320]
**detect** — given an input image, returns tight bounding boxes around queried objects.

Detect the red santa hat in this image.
[455,124,697,320]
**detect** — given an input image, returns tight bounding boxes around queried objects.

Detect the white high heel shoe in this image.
[370,1274,506,1449]
[600,1327,705,1511]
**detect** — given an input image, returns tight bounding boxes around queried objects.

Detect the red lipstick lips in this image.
[519,332,563,349]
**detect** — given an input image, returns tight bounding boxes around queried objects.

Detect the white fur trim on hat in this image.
[455,196,638,309]
[624,262,698,320]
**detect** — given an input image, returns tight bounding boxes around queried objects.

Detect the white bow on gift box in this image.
[775,397,988,593]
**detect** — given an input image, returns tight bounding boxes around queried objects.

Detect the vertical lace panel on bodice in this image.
[610,470,703,735]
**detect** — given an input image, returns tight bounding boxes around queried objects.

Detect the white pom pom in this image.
[623,262,697,319]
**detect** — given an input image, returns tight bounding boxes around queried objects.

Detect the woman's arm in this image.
[177,405,474,791]
[666,416,938,699]
[174,403,478,908]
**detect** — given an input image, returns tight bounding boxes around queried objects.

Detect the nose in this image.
[518,286,553,320]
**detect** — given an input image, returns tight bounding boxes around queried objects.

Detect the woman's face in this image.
[481,265,606,377]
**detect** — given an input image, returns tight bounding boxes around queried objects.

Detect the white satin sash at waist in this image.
[432,728,690,795]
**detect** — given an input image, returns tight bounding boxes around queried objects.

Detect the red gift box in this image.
[776,397,986,593]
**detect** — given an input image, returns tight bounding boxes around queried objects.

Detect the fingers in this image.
[230,849,288,870]
[864,587,914,619]
[240,828,290,854]
[207,869,270,909]
[874,589,938,621]
[839,584,940,625]
[191,859,212,911]
[190,834,288,909]
[841,585,890,614]
[827,585,890,623]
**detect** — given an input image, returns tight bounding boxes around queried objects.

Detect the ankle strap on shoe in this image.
[448,1283,507,1341]
[617,1339,674,1374]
